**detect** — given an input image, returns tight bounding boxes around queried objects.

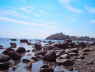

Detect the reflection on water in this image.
[0,38,81,72]
[32,60,44,72]
[0,38,46,72]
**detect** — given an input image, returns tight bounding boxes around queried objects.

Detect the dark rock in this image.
[46,33,95,42]
[0,45,4,49]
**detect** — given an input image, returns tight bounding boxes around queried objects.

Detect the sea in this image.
[0,38,64,72]
[0,38,64,48]
[0,38,94,72]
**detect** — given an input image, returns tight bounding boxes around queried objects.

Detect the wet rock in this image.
[10,39,17,41]
[9,43,17,48]
[0,45,4,49]
[40,64,54,72]
[43,51,56,62]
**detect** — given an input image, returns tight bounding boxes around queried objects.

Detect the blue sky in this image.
[0,0,95,39]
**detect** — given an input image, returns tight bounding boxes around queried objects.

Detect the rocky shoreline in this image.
[0,38,95,72]
[34,39,95,72]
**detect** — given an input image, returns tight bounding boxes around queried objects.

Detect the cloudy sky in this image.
[0,0,95,39]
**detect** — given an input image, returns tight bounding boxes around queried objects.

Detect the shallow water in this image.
[0,38,82,72]
[32,60,44,72]
[0,38,45,72]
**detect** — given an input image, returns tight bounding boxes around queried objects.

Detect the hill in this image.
[46,33,95,41]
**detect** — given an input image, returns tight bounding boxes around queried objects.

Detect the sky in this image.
[0,0,95,39]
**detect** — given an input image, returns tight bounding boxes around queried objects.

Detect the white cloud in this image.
[60,0,70,4]
[0,16,56,27]
[39,9,48,15]
[85,6,95,13]
[90,20,95,24]
[66,5,83,13]
[19,6,48,18]
[19,6,33,14]
[0,6,48,19]
[58,0,83,13]
[33,9,48,18]
[20,7,32,14]
[0,9,31,19]
[0,10,20,17]
[0,16,32,24]
[0,16,58,38]
[0,16,43,27]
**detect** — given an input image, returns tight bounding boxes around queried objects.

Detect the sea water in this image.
[0,38,86,72]
[0,38,63,72]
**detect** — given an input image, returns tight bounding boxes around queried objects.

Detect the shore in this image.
[33,40,95,72]
[0,39,95,72]
[74,45,95,72]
